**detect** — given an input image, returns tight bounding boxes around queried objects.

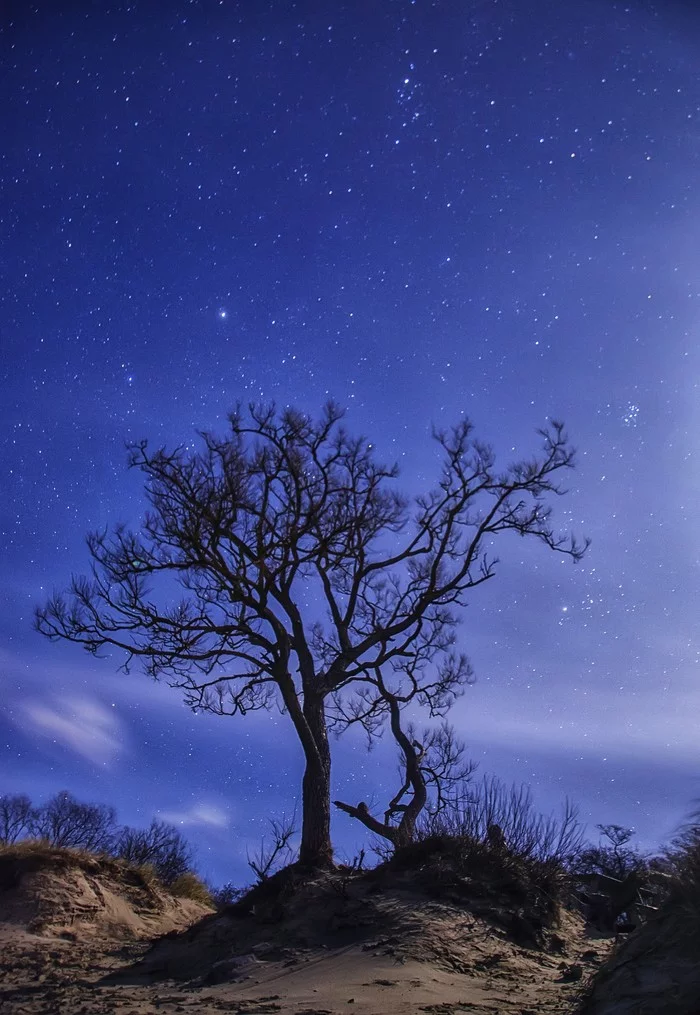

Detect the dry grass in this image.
[168,872,213,906]
[0,839,107,862]
[132,862,158,887]
[0,840,125,884]
[385,833,570,928]
[0,840,207,903]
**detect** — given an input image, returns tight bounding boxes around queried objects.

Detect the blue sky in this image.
[2,0,700,884]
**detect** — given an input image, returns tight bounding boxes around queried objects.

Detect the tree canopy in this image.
[37,402,587,867]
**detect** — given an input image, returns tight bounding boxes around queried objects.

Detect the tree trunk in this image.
[333,693,428,852]
[394,814,418,848]
[298,694,334,869]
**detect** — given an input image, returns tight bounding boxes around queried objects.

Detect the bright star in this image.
[218,309,227,319]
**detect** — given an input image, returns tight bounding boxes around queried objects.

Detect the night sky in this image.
[3,0,700,886]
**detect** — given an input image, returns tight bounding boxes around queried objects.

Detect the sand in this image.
[0,844,613,1015]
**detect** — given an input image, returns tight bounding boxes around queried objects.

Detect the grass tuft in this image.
[168,871,214,906]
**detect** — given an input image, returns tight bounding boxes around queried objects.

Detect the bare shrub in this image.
[115,820,193,885]
[0,794,35,845]
[665,825,700,879]
[653,816,700,922]
[668,837,700,931]
[30,791,117,853]
[369,834,395,863]
[571,823,648,880]
[419,773,584,864]
[248,814,297,882]
[208,881,244,908]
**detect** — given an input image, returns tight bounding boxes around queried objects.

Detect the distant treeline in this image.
[2,776,677,896]
[0,790,195,886]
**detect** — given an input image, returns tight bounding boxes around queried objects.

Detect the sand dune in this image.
[0,841,616,1014]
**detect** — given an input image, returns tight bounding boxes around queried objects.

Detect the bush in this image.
[419,774,585,864]
[657,823,700,927]
[385,831,569,945]
[0,794,35,845]
[30,791,117,853]
[208,881,244,908]
[570,824,649,881]
[115,820,193,885]
[0,790,205,892]
[168,872,213,905]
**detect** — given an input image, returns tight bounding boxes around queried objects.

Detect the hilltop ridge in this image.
[0,835,610,1014]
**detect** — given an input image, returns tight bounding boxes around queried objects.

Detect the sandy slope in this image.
[576,904,700,1015]
[0,845,612,1015]
[0,845,208,940]
[0,927,605,1015]
[0,844,211,1013]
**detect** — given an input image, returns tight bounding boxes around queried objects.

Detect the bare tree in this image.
[31,791,117,853]
[0,794,35,845]
[36,403,587,868]
[335,709,476,848]
[115,819,193,884]
[572,823,647,881]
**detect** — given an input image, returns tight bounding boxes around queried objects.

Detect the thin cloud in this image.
[22,696,122,766]
[454,682,700,765]
[159,802,229,829]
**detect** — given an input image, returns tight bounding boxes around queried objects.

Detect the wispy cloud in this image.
[0,647,188,714]
[159,802,229,829]
[453,680,700,766]
[22,696,123,766]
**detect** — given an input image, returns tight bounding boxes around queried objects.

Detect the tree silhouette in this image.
[334,709,476,849]
[30,790,117,852]
[573,823,646,881]
[0,794,35,845]
[36,402,587,868]
[115,819,193,884]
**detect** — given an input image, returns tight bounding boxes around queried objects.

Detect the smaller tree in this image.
[0,794,35,845]
[335,711,476,848]
[572,824,646,881]
[115,819,193,884]
[31,791,117,852]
